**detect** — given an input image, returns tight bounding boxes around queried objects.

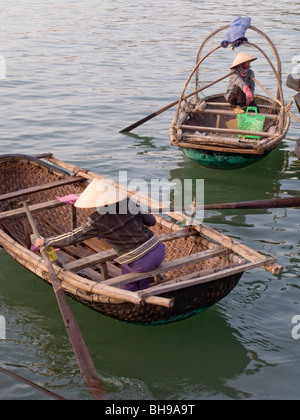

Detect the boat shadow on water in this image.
[65,300,276,399]
[0,249,271,399]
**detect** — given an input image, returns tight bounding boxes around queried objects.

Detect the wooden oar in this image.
[252,76,300,124]
[295,139,300,159]
[151,196,300,213]
[0,365,66,400]
[203,196,300,210]
[22,202,107,401]
[119,71,233,133]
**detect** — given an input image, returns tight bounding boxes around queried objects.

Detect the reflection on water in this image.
[122,131,159,150]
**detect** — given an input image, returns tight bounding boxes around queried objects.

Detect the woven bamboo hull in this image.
[0,229,241,325]
[73,274,242,325]
[0,154,281,325]
[170,94,290,170]
[169,24,291,170]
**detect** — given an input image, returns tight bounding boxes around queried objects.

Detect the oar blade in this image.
[22,203,108,400]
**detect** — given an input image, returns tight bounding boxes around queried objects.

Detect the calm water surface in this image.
[0,0,300,400]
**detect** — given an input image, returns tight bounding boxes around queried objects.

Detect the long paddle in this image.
[252,76,300,124]
[203,196,300,210]
[22,202,107,401]
[119,71,233,133]
[0,365,66,400]
[151,196,300,213]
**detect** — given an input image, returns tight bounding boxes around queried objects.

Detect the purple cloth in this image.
[221,16,251,48]
[122,242,166,292]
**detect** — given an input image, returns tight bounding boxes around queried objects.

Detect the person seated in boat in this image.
[34,178,166,292]
[224,52,259,111]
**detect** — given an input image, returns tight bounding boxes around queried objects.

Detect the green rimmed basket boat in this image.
[0,154,282,325]
[169,25,290,170]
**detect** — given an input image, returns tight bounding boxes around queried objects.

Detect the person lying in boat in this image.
[224,52,259,111]
[34,178,166,292]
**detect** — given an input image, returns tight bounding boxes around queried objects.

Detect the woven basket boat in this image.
[0,154,282,325]
[169,25,290,170]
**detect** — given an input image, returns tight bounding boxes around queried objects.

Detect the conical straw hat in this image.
[230,52,257,69]
[75,178,128,209]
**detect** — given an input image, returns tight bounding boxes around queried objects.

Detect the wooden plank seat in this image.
[64,248,117,271]
[198,102,273,109]
[56,248,105,283]
[191,108,278,119]
[55,248,173,308]
[63,229,199,272]
[0,199,68,221]
[139,258,275,298]
[55,239,121,281]
[103,247,227,288]
[0,176,85,202]
[81,238,121,278]
[0,197,201,282]
[54,240,121,282]
[181,124,273,139]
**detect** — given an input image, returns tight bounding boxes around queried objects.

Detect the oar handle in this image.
[22,202,108,400]
[119,71,233,133]
[22,201,40,237]
[252,76,300,124]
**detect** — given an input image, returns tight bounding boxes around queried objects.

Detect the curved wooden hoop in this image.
[194,25,283,103]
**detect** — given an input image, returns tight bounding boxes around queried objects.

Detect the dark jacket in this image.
[44,199,160,264]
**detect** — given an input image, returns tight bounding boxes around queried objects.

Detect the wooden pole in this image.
[22,202,107,401]
[151,196,300,212]
[119,71,233,133]
[0,365,66,400]
[186,198,197,227]
[203,196,300,210]
[252,76,300,124]
[41,156,300,209]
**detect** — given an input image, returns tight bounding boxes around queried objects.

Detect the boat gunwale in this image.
[0,153,283,323]
[169,25,290,160]
[169,93,290,155]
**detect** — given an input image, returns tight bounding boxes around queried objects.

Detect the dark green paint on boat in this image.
[180,147,267,170]
[128,307,207,326]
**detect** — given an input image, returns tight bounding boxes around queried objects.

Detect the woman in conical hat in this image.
[224,52,259,110]
[74,178,128,209]
[35,178,166,292]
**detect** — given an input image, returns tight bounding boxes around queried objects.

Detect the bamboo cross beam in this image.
[0,176,85,202]
[139,258,276,298]
[102,247,227,288]
[22,202,107,401]
[180,124,272,138]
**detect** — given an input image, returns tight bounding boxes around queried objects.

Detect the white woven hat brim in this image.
[75,178,128,209]
[230,52,257,69]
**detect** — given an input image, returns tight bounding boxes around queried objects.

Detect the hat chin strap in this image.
[237,64,248,77]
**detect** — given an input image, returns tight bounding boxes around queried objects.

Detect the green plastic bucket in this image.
[237,106,265,139]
